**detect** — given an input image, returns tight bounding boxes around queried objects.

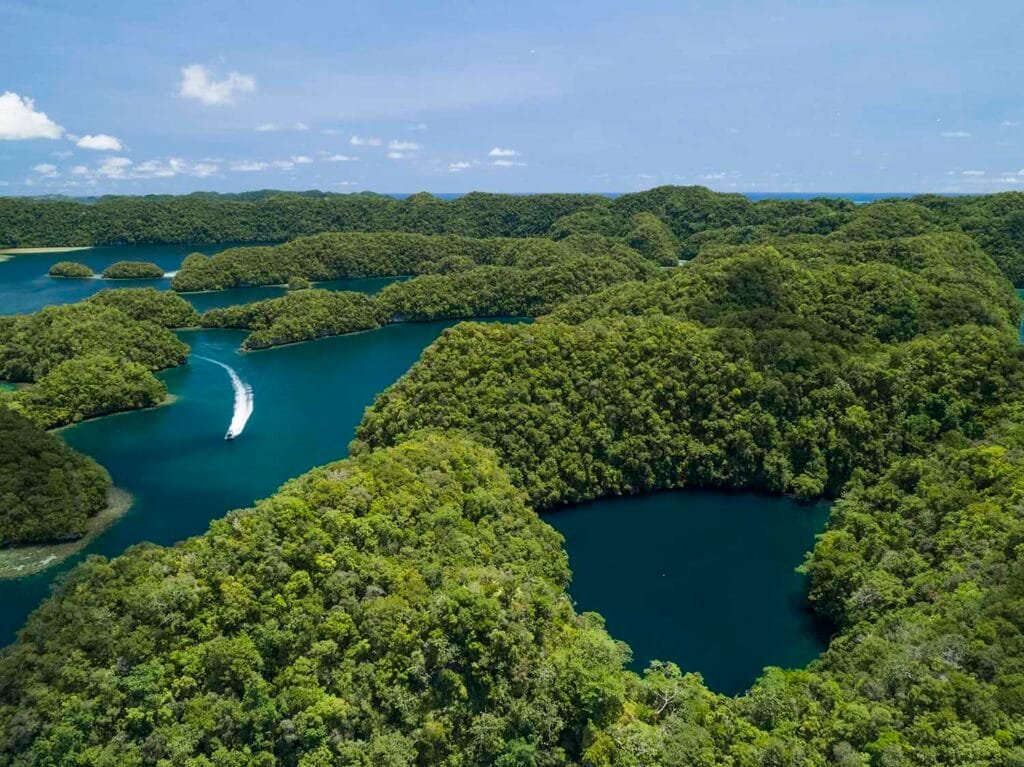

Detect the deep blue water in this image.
[544,492,830,695]
[0,243,402,315]
[0,244,833,695]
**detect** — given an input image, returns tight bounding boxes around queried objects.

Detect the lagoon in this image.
[0,322,467,640]
[545,491,830,695]
[1,244,833,695]
[0,243,403,314]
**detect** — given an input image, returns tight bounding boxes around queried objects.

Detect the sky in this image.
[0,0,1021,196]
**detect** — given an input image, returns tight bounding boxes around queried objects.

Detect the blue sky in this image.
[1,0,1021,195]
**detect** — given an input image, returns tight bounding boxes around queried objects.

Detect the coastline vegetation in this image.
[0,406,111,546]
[101,260,166,279]
[199,246,653,349]
[3,187,1024,764]
[0,300,189,428]
[47,261,94,278]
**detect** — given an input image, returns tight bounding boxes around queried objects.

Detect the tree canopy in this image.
[0,406,110,545]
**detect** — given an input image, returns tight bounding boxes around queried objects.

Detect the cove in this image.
[0,321,475,641]
[544,491,831,695]
[0,242,403,315]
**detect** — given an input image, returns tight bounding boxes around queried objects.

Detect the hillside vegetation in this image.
[0,300,188,428]
[0,406,111,545]
[3,188,1024,765]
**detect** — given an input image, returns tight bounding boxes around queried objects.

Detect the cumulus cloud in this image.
[32,163,59,177]
[230,160,269,172]
[387,151,408,160]
[75,133,122,151]
[97,156,133,178]
[290,155,313,164]
[350,135,382,146]
[178,64,256,106]
[389,140,420,151]
[322,153,358,162]
[134,158,218,178]
[1002,120,1021,127]
[488,147,519,157]
[962,170,986,176]
[66,156,219,181]
[448,161,473,172]
[255,121,309,132]
[492,159,526,167]
[0,92,64,140]
[940,130,971,138]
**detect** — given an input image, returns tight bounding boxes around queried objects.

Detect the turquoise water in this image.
[0,244,402,315]
[1,244,833,694]
[0,322,467,641]
[544,492,830,695]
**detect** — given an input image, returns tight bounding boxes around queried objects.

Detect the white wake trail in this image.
[195,355,254,440]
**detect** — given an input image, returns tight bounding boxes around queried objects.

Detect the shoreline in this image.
[0,246,93,255]
[0,487,134,580]
[50,393,181,433]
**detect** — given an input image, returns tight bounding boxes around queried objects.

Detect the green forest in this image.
[197,240,653,349]
[46,261,93,278]
[101,261,166,279]
[0,297,189,428]
[0,406,111,545]
[3,187,1023,283]
[3,186,1024,765]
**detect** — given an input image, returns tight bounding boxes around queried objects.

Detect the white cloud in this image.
[389,139,420,151]
[0,92,64,140]
[290,155,313,164]
[97,156,133,178]
[178,64,256,106]
[230,160,269,172]
[387,151,408,160]
[192,162,219,177]
[350,135,382,146]
[272,160,295,170]
[52,149,73,159]
[75,133,122,151]
[1001,120,1021,127]
[940,130,971,138]
[493,159,526,167]
[322,153,358,162]
[962,170,986,176]
[66,156,219,181]
[488,147,519,157]
[410,122,428,131]
[136,158,216,178]
[255,121,309,132]
[33,163,59,177]
[321,128,343,136]
[448,160,473,172]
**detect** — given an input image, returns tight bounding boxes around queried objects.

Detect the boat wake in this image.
[194,355,254,440]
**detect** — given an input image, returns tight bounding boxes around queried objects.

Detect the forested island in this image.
[2,187,1023,282]
[0,292,190,429]
[2,186,1024,765]
[101,260,165,279]
[46,261,93,278]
